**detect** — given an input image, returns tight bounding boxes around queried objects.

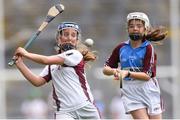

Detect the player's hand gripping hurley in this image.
[114,69,126,88]
[8,4,65,66]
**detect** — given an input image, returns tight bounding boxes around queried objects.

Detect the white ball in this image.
[84,38,94,47]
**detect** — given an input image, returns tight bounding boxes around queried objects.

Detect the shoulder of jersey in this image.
[65,49,82,56]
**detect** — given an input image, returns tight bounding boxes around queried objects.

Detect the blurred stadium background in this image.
[0,0,180,119]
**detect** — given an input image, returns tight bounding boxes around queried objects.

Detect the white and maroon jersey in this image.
[39,49,94,111]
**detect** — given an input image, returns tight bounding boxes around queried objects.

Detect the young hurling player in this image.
[103,12,167,119]
[14,22,101,119]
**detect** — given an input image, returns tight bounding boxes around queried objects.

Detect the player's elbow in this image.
[29,77,46,87]
[33,84,43,87]
[144,74,151,81]
[32,83,40,87]
[32,82,45,87]
[103,67,113,76]
[102,68,107,75]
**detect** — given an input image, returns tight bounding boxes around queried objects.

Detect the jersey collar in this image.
[125,39,150,47]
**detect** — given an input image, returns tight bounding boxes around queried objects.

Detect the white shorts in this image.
[55,102,101,119]
[122,78,164,116]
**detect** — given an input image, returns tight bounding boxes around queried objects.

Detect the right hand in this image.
[14,47,29,57]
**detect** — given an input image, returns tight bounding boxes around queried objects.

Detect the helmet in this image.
[57,22,81,33]
[55,22,81,52]
[56,22,81,40]
[127,12,150,29]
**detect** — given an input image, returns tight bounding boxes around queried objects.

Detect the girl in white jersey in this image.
[103,12,167,119]
[14,22,101,119]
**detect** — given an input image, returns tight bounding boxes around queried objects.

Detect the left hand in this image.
[113,69,129,80]
[14,55,23,65]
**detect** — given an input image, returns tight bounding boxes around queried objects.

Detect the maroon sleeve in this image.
[105,43,125,68]
[43,65,52,82]
[143,44,157,77]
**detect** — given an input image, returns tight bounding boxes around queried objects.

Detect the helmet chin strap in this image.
[60,43,76,52]
[129,33,143,41]
[54,42,76,54]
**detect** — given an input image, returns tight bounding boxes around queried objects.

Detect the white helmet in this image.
[127,12,150,29]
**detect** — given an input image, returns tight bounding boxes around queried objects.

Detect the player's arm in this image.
[103,65,117,76]
[103,65,150,80]
[15,47,65,65]
[24,52,65,65]
[103,44,121,76]
[15,56,46,87]
[125,71,150,81]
